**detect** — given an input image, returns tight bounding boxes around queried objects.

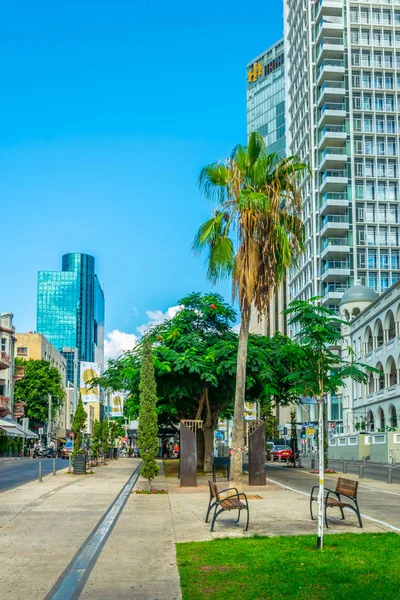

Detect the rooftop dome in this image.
[340,285,378,306]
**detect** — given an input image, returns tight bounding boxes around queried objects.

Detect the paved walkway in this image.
[1,459,400,600]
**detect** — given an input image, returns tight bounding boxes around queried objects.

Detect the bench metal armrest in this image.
[219,492,242,502]
[218,487,239,496]
[325,489,341,505]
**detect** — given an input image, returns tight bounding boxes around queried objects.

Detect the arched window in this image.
[365,327,373,353]
[374,319,384,347]
[343,309,350,322]
[386,310,396,341]
[376,362,385,390]
[386,356,397,387]
[368,371,374,394]
[367,410,374,432]
[377,407,385,431]
[389,405,398,429]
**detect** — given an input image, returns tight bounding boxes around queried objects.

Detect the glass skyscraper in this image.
[247,38,287,337]
[37,253,105,384]
[246,38,286,157]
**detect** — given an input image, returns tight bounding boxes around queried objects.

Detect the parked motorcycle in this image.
[33,447,57,459]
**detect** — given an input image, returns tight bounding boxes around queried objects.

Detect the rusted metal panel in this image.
[180,422,197,487]
[248,423,266,486]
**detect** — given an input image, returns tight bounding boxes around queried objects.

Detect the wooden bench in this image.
[310,477,363,528]
[205,480,249,532]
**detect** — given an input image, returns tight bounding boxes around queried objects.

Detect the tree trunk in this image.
[203,424,214,473]
[197,428,205,469]
[230,307,251,487]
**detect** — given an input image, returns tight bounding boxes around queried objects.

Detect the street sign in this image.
[307,428,314,436]
[301,438,306,445]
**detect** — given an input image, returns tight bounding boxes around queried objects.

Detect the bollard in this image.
[278,455,282,464]
[39,461,42,482]
[69,454,72,471]
[359,465,364,479]
[343,461,348,474]
[388,468,393,484]
[311,458,315,469]
[53,458,56,476]
[352,456,355,463]
[362,457,366,464]
[298,457,303,468]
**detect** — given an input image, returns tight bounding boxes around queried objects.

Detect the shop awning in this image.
[0,419,38,439]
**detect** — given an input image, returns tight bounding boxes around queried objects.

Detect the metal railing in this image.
[322,214,349,224]
[323,260,350,273]
[323,192,348,200]
[323,284,349,295]
[322,237,349,248]
[321,102,346,111]
[322,170,347,179]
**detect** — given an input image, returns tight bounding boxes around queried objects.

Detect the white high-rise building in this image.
[284,0,400,324]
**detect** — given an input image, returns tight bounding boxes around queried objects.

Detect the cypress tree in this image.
[92,419,101,457]
[102,419,109,456]
[138,341,159,490]
[72,396,87,456]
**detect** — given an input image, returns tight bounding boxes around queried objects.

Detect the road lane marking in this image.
[266,477,400,534]
[45,462,142,600]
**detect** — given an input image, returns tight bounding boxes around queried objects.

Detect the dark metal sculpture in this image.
[248,420,266,486]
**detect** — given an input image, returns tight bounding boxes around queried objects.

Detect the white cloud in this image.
[232,323,241,334]
[136,305,182,336]
[104,330,139,361]
[104,305,183,367]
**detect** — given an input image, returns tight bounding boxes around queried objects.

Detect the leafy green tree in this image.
[138,341,160,490]
[72,397,86,456]
[14,359,65,424]
[109,420,117,447]
[92,420,101,457]
[285,298,375,550]
[94,292,286,472]
[102,419,109,456]
[193,132,307,484]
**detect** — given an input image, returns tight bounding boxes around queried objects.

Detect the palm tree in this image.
[193,132,308,484]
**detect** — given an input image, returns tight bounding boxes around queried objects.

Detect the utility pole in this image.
[73,347,78,413]
[47,394,52,447]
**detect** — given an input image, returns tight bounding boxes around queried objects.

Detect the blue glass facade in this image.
[246,39,285,157]
[37,253,105,384]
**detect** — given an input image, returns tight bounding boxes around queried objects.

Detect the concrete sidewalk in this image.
[1,459,398,600]
[0,459,141,599]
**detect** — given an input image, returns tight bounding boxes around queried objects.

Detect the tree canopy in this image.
[14,359,65,425]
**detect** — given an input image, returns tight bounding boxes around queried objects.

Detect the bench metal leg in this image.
[245,506,250,531]
[310,497,315,520]
[237,509,241,522]
[205,500,216,523]
[355,503,363,528]
[210,507,224,532]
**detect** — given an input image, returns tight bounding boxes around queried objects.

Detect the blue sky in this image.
[1,0,283,356]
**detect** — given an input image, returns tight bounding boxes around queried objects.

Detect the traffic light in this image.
[301,425,306,439]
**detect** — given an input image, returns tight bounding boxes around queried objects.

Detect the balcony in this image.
[13,365,26,385]
[315,0,343,24]
[321,237,351,259]
[317,37,344,63]
[318,103,346,127]
[319,146,348,170]
[316,18,344,44]
[318,124,347,149]
[322,284,349,305]
[0,352,11,370]
[320,213,350,237]
[12,402,26,419]
[321,260,351,282]
[317,60,345,85]
[319,170,348,194]
[317,81,345,106]
[0,395,10,418]
[319,193,349,215]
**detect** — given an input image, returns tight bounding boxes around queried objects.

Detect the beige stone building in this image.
[15,333,67,384]
[14,333,68,442]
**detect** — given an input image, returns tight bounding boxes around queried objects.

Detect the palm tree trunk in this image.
[230,307,251,486]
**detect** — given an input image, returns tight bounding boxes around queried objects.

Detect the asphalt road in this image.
[0,458,66,492]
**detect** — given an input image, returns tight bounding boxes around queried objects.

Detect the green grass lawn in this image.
[177,533,400,600]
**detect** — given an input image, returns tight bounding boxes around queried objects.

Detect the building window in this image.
[1,338,6,353]
[17,347,28,356]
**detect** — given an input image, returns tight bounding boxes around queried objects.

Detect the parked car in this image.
[60,441,73,459]
[272,445,293,462]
